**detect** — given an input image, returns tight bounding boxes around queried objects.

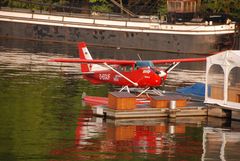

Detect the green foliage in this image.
[2,0,69,11]
[2,0,240,19]
[90,4,112,13]
[201,0,240,19]
[2,0,112,13]
[89,0,108,2]
[89,0,112,13]
[158,0,167,16]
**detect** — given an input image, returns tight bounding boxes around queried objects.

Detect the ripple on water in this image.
[0,41,240,161]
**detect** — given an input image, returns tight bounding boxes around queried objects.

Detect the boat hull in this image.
[0,18,234,54]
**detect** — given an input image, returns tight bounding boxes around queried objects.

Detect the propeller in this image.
[158,70,167,77]
[149,67,167,91]
[150,67,167,77]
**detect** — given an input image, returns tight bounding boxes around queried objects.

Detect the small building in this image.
[205,50,240,110]
[167,0,201,22]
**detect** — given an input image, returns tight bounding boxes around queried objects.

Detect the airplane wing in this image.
[49,57,206,65]
[49,58,136,65]
[152,57,206,64]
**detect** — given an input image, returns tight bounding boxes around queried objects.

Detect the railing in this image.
[0,1,236,32]
[0,0,164,23]
[0,0,134,18]
[0,8,162,25]
[0,8,236,33]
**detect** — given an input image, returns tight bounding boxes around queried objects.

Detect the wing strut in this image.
[103,63,138,87]
[165,62,180,73]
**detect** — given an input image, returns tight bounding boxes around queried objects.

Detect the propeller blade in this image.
[158,71,167,77]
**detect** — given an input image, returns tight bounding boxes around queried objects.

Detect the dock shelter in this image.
[205,50,240,110]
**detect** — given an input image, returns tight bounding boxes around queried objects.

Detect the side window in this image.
[207,64,224,100]
[125,65,133,72]
[117,66,124,72]
[134,64,138,70]
[228,67,240,103]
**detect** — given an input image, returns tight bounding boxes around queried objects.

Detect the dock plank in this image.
[93,105,207,119]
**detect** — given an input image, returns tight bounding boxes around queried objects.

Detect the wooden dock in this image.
[92,105,207,119]
[105,116,207,126]
[89,91,208,119]
[207,104,240,121]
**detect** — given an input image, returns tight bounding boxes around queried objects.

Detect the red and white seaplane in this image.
[49,42,206,97]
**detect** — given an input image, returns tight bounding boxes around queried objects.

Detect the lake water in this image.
[0,38,240,161]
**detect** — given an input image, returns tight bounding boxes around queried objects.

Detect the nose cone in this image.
[153,73,163,86]
[157,70,168,86]
[158,71,167,77]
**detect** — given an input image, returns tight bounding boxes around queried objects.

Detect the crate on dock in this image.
[150,95,187,108]
[108,92,136,110]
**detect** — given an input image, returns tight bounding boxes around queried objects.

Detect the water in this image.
[0,38,240,161]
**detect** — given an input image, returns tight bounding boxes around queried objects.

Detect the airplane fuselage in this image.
[83,67,167,88]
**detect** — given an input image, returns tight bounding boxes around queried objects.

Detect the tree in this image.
[2,0,69,11]
[89,0,112,13]
[200,0,240,19]
[158,0,167,16]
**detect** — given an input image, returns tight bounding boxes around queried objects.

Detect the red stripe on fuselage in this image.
[84,67,164,87]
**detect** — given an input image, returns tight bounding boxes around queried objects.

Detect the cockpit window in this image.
[116,65,133,72]
[136,61,154,68]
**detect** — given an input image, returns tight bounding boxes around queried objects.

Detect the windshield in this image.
[136,61,154,68]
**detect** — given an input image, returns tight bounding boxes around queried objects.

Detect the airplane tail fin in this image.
[78,42,92,72]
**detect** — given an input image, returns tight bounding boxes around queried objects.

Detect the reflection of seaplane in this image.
[51,116,240,159]
[50,116,209,159]
[49,42,206,96]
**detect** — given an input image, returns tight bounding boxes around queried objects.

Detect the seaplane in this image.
[49,42,206,97]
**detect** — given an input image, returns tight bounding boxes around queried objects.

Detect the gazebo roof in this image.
[207,50,240,67]
[205,50,240,110]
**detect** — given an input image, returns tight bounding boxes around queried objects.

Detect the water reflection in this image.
[0,38,206,90]
[49,113,240,161]
[202,127,240,161]
[49,114,206,160]
[0,38,240,160]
